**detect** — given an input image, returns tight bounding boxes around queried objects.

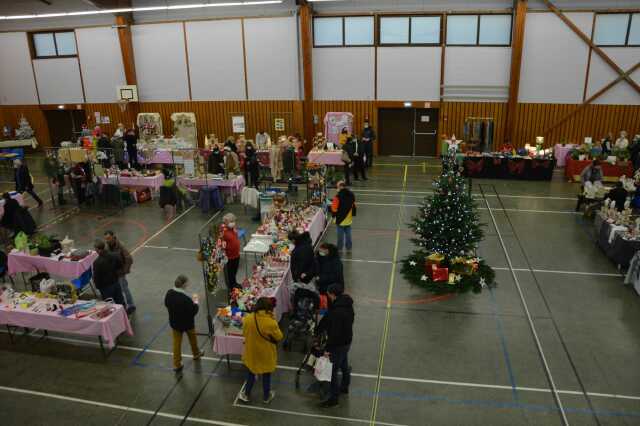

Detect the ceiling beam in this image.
[82,0,132,8]
[543,0,640,96]
[299,1,314,148]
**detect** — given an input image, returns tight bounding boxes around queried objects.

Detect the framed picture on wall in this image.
[231,115,245,133]
[274,118,285,132]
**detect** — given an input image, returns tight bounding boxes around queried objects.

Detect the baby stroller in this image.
[283,288,320,352]
[295,331,328,390]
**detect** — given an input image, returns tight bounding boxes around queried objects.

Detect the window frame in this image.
[377,14,442,47]
[312,15,375,48]
[445,13,513,47]
[29,30,78,59]
[593,12,639,47]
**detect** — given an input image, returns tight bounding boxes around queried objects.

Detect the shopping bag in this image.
[314,356,333,382]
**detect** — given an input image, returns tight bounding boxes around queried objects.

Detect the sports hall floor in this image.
[1,156,639,426]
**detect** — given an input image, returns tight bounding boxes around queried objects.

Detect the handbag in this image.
[341,151,351,164]
[254,313,278,345]
[313,355,333,382]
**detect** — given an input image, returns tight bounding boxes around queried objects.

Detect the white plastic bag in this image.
[313,356,333,382]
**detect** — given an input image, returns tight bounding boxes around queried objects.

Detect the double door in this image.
[379,108,439,156]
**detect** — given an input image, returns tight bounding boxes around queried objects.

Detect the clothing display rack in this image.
[464,117,495,153]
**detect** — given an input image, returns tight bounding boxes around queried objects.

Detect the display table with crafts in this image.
[462,154,556,180]
[8,249,98,285]
[212,205,326,357]
[553,144,577,167]
[0,138,37,149]
[138,149,173,165]
[565,158,633,182]
[100,172,164,192]
[307,150,344,166]
[178,175,245,197]
[0,290,132,355]
[593,207,640,268]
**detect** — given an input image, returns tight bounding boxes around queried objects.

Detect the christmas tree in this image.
[401,154,495,293]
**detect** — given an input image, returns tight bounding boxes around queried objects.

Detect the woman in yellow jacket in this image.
[238,297,283,404]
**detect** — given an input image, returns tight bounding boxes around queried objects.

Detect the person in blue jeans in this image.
[330,181,356,252]
[317,284,354,408]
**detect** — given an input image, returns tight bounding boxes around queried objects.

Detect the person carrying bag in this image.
[238,297,283,404]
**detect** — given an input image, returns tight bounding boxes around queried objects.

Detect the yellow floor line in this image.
[370,165,407,425]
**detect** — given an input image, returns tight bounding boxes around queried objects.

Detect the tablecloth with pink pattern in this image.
[8,250,98,279]
[178,175,245,196]
[0,302,133,348]
[100,174,164,191]
[307,151,344,166]
[554,144,577,167]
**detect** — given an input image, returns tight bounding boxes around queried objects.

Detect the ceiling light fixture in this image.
[0,1,283,20]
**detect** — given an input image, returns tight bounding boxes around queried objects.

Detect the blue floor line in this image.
[129,357,640,420]
[130,322,169,366]
[488,287,519,402]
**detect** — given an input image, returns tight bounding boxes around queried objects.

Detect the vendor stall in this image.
[212,206,326,356]
[178,175,245,199]
[593,205,640,269]
[462,155,555,180]
[0,138,37,149]
[565,158,633,182]
[9,249,98,283]
[100,173,164,192]
[0,290,132,355]
[307,150,344,166]
[553,144,577,168]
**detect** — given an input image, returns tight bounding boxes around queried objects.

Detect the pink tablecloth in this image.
[178,175,245,196]
[100,174,164,191]
[307,151,344,166]
[554,144,577,167]
[0,302,133,348]
[8,250,98,279]
[213,210,326,356]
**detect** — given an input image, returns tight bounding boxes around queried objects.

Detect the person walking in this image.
[14,159,43,207]
[350,135,367,181]
[124,128,139,169]
[92,240,125,306]
[164,275,204,373]
[341,140,354,186]
[331,181,356,252]
[289,231,315,284]
[104,230,136,315]
[244,142,260,189]
[237,297,283,404]
[315,243,344,294]
[222,213,241,290]
[317,284,354,408]
[361,120,376,168]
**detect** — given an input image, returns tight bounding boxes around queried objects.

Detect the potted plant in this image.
[35,234,54,257]
[615,149,630,165]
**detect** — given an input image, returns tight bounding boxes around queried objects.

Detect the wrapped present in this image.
[431,264,448,282]
[448,273,461,285]
[425,253,445,272]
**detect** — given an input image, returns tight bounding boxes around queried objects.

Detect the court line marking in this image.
[358,202,579,214]
[9,332,640,402]
[232,402,408,426]
[143,244,199,252]
[479,187,569,425]
[130,206,196,255]
[0,385,246,426]
[370,165,408,425]
[352,188,578,201]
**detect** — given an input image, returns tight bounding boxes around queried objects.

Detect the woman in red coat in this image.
[222,213,241,290]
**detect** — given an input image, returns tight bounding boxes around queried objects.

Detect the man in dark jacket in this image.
[244,142,260,188]
[104,230,135,314]
[317,284,354,408]
[290,231,315,284]
[14,159,43,207]
[164,275,204,372]
[315,243,344,294]
[124,129,138,169]
[605,182,628,211]
[361,120,376,168]
[350,136,367,181]
[92,240,125,306]
[331,181,356,252]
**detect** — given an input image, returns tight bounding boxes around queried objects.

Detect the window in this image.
[31,31,77,58]
[594,13,639,46]
[345,16,374,45]
[313,16,374,47]
[446,14,512,46]
[379,15,441,45]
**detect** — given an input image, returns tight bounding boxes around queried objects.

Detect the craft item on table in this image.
[15,116,34,140]
[137,113,162,142]
[3,125,12,138]
[0,284,15,304]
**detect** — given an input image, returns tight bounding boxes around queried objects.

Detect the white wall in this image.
[313,48,374,100]
[377,47,441,101]
[243,17,300,100]
[586,47,640,105]
[444,47,511,102]
[0,33,39,105]
[75,27,126,103]
[519,12,593,104]
[185,20,246,101]
[131,23,190,101]
[33,58,84,104]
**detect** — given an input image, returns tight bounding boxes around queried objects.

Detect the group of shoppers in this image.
[340,121,376,186]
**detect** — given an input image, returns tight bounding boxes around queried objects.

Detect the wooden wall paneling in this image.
[0,105,50,147]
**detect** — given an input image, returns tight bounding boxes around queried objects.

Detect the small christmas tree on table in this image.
[401,155,495,293]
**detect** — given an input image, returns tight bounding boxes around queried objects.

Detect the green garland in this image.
[401,251,496,294]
